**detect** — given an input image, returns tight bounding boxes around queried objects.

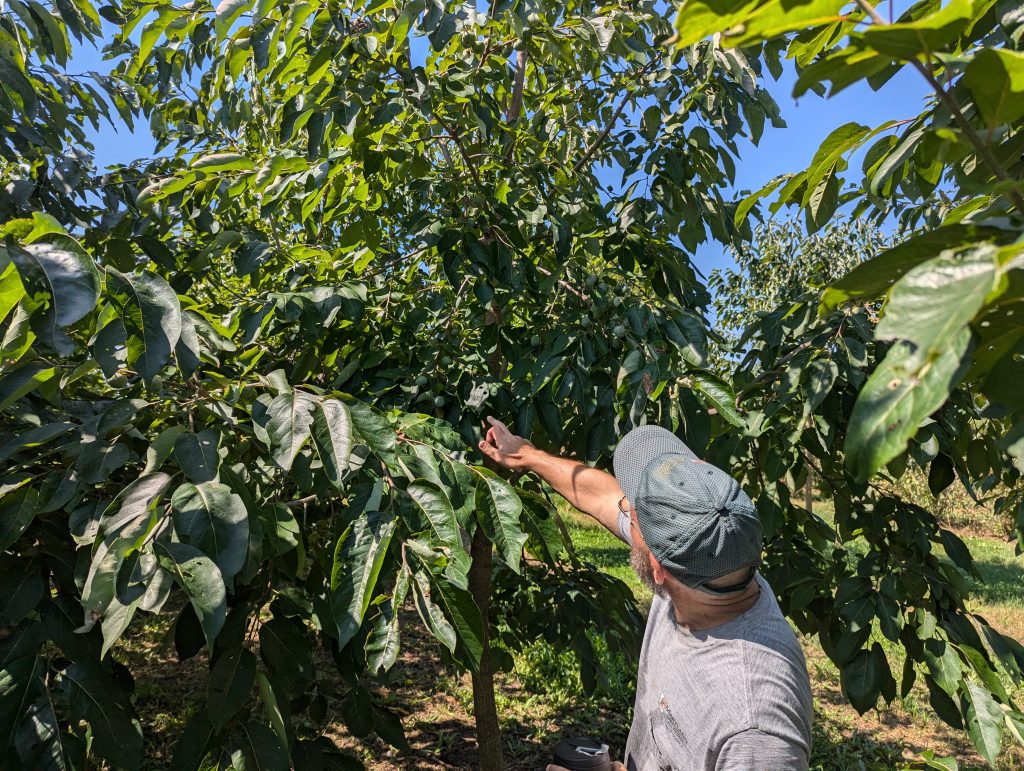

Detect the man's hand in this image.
[545,763,626,771]
[477,416,537,471]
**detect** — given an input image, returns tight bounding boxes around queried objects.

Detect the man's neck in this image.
[667,579,761,631]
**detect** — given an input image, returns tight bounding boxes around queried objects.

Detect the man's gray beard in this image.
[630,541,666,597]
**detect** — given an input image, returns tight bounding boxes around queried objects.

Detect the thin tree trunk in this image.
[804,462,814,513]
[468,525,503,770]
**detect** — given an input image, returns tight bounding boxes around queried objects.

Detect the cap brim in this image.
[613,425,696,507]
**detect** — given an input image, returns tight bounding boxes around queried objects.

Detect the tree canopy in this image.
[1,0,1023,767]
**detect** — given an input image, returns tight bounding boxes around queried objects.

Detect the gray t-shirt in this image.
[618,512,813,771]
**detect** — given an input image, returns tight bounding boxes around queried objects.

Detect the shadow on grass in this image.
[967,555,1024,607]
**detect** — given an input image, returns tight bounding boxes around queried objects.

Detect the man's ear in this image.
[648,551,668,586]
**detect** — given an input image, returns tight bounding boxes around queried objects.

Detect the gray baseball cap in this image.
[613,425,762,592]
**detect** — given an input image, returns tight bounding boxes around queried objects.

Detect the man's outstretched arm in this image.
[477,416,626,541]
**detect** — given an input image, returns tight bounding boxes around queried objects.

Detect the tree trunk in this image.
[804,462,814,513]
[468,525,503,770]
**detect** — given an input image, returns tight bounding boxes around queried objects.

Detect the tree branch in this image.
[854,0,1024,213]
[572,61,656,174]
[435,115,481,186]
[506,49,527,123]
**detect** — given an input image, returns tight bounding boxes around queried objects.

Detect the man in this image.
[477,417,813,771]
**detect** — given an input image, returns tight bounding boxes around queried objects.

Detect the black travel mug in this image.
[552,737,612,771]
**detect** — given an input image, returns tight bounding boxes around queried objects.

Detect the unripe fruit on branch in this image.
[415,375,429,386]
[434,395,446,408]
[530,334,541,347]
[613,325,626,338]
[580,315,591,328]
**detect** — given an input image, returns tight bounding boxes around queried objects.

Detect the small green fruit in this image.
[597,282,609,293]
[613,296,623,307]
[615,285,626,296]
[530,334,541,347]
[441,355,452,366]
[434,395,446,408]
[613,325,626,338]
[415,375,429,386]
[108,374,128,388]
[585,274,597,288]
[580,315,591,329]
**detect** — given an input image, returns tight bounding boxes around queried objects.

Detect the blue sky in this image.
[72,24,930,280]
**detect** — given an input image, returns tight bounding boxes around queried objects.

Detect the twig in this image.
[285,494,318,508]
[572,61,656,173]
[535,265,588,301]
[854,0,1024,213]
[434,116,481,185]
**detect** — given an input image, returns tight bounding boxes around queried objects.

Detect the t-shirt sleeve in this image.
[716,729,808,771]
[617,510,633,545]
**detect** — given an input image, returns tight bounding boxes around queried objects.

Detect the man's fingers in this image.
[478,440,498,460]
[486,415,510,435]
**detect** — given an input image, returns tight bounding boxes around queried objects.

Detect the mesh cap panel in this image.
[613,426,762,588]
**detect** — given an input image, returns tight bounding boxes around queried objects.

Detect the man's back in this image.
[624,574,813,771]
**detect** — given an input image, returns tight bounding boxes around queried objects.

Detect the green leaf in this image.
[106,269,182,382]
[345,399,396,456]
[0,363,56,411]
[663,313,707,367]
[101,472,172,535]
[802,357,838,412]
[735,174,793,226]
[0,561,43,626]
[207,648,256,729]
[7,236,100,349]
[258,617,313,684]
[173,429,221,483]
[939,528,980,579]
[312,398,353,489]
[845,329,972,482]
[922,638,964,697]
[429,573,485,672]
[674,0,847,49]
[405,480,462,552]
[409,565,457,654]
[841,643,886,714]
[0,422,74,463]
[171,711,218,771]
[156,542,226,648]
[0,654,43,749]
[474,469,526,574]
[691,371,743,427]
[330,510,397,647]
[254,672,289,757]
[64,662,144,769]
[928,453,955,496]
[171,481,249,583]
[214,0,252,38]
[0,486,39,550]
[964,47,1024,128]
[858,0,972,58]
[875,248,997,357]
[226,721,290,771]
[820,224,1003,311]
[266,390,316,471]
[191,152,255,173]
[964,679,1004,766]
[365,569,410,675]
